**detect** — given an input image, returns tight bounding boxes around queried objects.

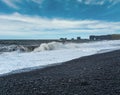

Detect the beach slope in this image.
[0,50,120,95]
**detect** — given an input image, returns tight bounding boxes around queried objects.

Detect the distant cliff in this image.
[89,34,120,40]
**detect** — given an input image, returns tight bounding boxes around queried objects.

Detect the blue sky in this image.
[0,0,120,39]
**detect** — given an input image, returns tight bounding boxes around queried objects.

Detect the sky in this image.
[0,0,120,39]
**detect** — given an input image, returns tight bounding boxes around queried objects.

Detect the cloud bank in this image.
[0,13,120,39]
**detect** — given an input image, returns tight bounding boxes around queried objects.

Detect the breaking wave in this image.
[0,42,66,53]
[34,42,65,52]
[33,41,81,52]
[0,41,101,53]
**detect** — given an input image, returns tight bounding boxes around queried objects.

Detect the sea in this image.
[0,40,120,75]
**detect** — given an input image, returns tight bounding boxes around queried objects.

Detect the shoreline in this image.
[0,49,118,77]
[0,50,120,95]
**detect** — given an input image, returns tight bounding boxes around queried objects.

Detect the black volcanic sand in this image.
[0,50,120,95]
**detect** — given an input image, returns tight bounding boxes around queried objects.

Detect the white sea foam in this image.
[0,40,120,75]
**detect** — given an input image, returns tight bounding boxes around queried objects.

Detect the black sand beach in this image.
[0,50,120,95]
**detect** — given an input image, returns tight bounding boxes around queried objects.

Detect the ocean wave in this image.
[0,42,66,53]
[0,45,36,52]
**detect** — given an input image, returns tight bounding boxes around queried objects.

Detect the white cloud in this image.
[2,0,20,9]
[2,0,120,9]
[2,0,44,9]
[77,0,120,5]
[0,13,120,39]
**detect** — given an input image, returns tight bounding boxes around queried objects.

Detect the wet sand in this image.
[0,50,120,95]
